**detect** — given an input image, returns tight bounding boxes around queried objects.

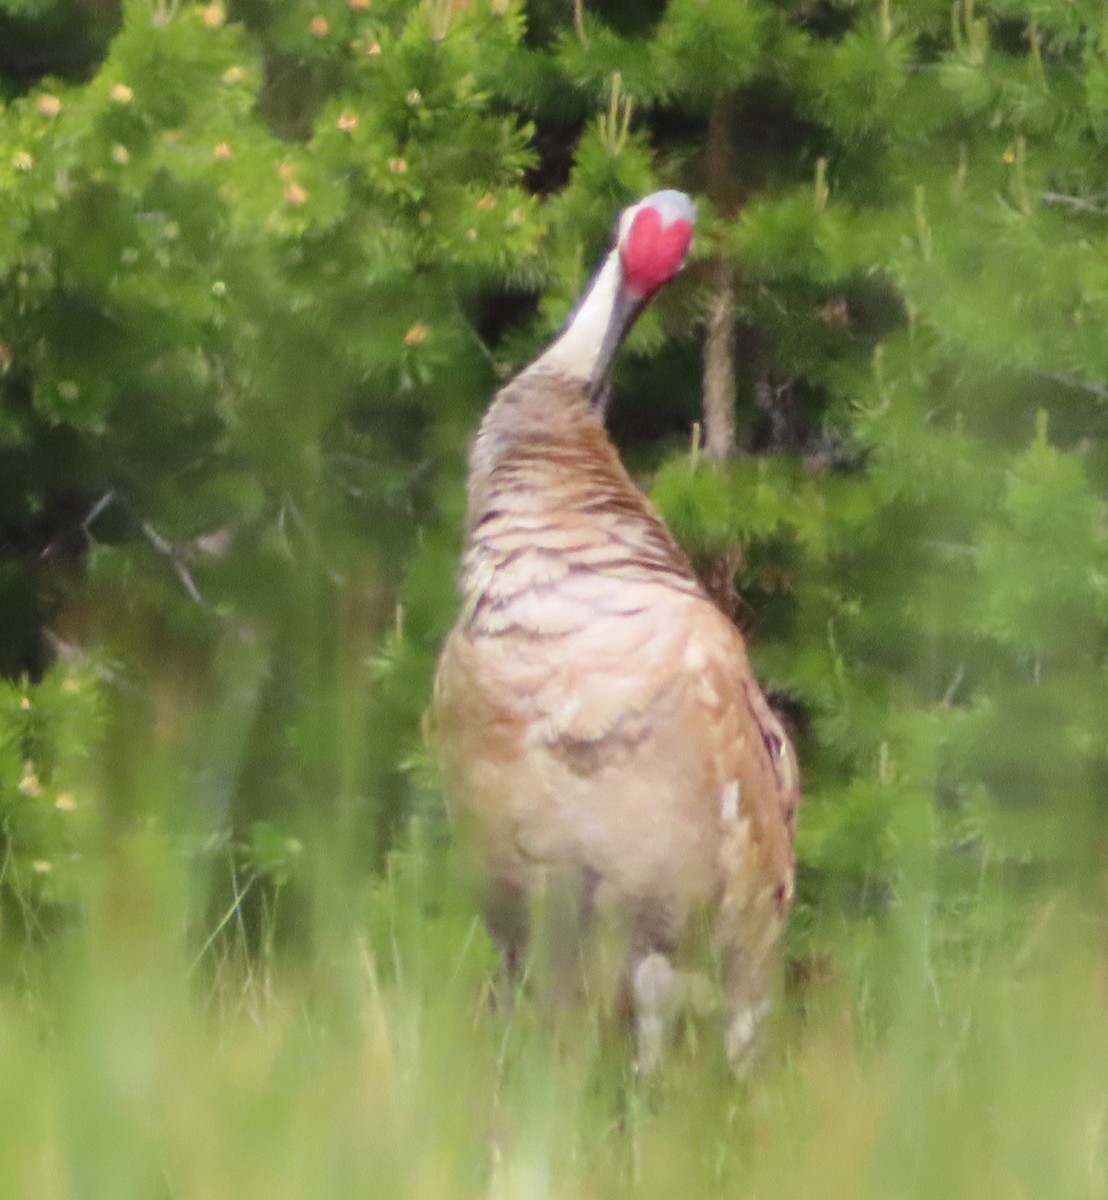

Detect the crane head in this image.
[617,190,696,300]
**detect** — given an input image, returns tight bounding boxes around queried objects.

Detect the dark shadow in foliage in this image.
[0,0,121,95]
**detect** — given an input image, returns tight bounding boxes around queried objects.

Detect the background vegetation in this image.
[0,0,1105,1195]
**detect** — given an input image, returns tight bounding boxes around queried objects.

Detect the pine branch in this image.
[573,0,588,46]
[139,521,205,606]
[1030,368,1108,402]
[1040,192,1108,215]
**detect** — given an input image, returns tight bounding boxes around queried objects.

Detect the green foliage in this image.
[0,817,1104,1200]
[0,663,103,935]
[654,0,765,107]
[1,0,557,899]
[644,0,1108,927]
[0,4,1105,1172]
[0,1,1105,1190]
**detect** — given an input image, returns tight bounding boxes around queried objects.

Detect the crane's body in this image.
[432,192,799,1070]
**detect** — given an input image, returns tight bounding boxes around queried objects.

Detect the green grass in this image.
[0,820,1104,1200]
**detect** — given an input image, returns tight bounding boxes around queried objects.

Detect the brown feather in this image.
[432,358,799,1071]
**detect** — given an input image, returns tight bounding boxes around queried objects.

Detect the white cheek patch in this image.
[720,780,740,825]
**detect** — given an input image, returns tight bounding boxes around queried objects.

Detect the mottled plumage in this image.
[431,192,798,1070]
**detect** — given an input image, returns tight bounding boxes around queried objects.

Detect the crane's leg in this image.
[718,911,781,1076]
[484,869,595,1013]
[715,806,791,1074]
[724,984,771,1076]
[630,950,680,1074]
[484,878,529,1007]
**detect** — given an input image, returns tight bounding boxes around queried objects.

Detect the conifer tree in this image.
[1,0,1105,966]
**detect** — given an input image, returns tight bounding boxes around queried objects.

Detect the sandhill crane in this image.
[432,190,799,1072]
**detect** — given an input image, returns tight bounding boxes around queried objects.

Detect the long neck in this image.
[460,253,699,613]
[470,248,642,499]
[525,251,636,401]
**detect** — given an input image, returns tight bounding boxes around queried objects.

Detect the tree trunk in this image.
[702,257,737,461]
[701,95,739,461]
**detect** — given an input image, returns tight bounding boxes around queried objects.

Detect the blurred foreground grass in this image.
[0,816,1104,1200]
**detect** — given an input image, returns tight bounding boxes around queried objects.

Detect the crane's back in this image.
[432,370,798,1069]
